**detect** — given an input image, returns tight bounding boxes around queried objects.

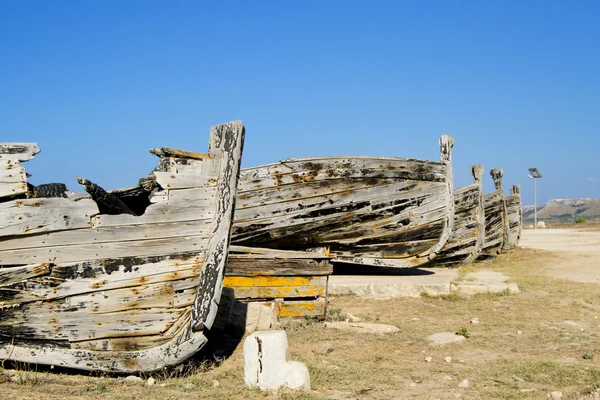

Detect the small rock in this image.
[549,391,562,399]
[425,356,433,363]
[312,342,334,354]
[212,380,220,387]
[470,318,480,325]
[444,375,453,380]
[445,356,452,363]
[409,382,417,387]
[517,330,523,335]
[458,379,469,388]
[124,375,144,385]
[147,377,155,386]
[345,312,361,322]
[183,383,196,390]
[454,393,462,399]
[564,321,578,327]
[411,317,421,321]
[512,375,525,382]
[427,332,466,346]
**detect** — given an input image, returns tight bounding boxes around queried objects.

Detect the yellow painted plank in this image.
[277,300,326,318]
[229,285,324,299]
[223,275,325,288]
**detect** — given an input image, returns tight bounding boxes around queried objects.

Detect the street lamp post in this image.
[528,168,543,230]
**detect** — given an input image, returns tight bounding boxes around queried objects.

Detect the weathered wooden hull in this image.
[480,168,509,257]
[503,185,522,250]
[232,135,455,268]
[435,165,485,265]
[0,121,245,372]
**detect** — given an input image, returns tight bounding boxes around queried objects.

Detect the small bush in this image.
[576,216,587,223]
[456,327,471,338]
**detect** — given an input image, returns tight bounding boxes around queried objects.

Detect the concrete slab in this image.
[452,270,520,297]
[328,268,459,298]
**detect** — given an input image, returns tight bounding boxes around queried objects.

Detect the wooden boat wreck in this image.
[0,121,245,372]
[434,164,485,265]
[502,184,522,250]
[479,168,509,257]
[231,135,455,268]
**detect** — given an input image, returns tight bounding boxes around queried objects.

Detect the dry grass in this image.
[2,246,600,399]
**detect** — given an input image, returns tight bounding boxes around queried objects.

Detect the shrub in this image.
[576,216,587,224]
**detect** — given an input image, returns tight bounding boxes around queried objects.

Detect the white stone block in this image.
[244,330,310,392]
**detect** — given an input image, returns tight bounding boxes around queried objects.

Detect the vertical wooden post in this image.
[464,164,485,263]
[490,168,509,252]
[511,184,522,245]
[427,134,455,260]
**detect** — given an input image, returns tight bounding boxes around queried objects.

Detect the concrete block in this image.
[245,302,277,333]
[244,330,310,392]
[508,283,520,294]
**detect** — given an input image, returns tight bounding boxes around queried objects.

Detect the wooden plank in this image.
[149,147,214,161]
[229,245,330,259]
[0,263,52,286]
[226,284,325,299]
[0,253,205,305]
[238,166,447,193]
[0,160,27,185]
[0,234,210,265]
[0,219,213,253]
[240,156,447,183]
[246,298,327,318]
[0,143,40,161]
[0,197,99,238]
[72,309,193,351]
[153,171,217,190]
[275,298,327,318]
[223,275,325,288]
[226,257,333,276]
[0,307,186,342]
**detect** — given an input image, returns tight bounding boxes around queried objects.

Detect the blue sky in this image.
[1,1,598,206]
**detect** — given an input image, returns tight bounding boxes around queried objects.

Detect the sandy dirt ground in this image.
[520,228,600,284]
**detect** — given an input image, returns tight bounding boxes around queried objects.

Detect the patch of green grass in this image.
[455,327,471,338]
[420,292,463,301]
[473,289,512,299]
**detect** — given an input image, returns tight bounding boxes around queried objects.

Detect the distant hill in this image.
[523,198,600,222]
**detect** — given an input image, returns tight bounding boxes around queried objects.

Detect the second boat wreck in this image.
[503,184,523,250]
[435,164,486,265]
[480,168,509,258]
[232,135,456,268]
[0,121,245,372]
